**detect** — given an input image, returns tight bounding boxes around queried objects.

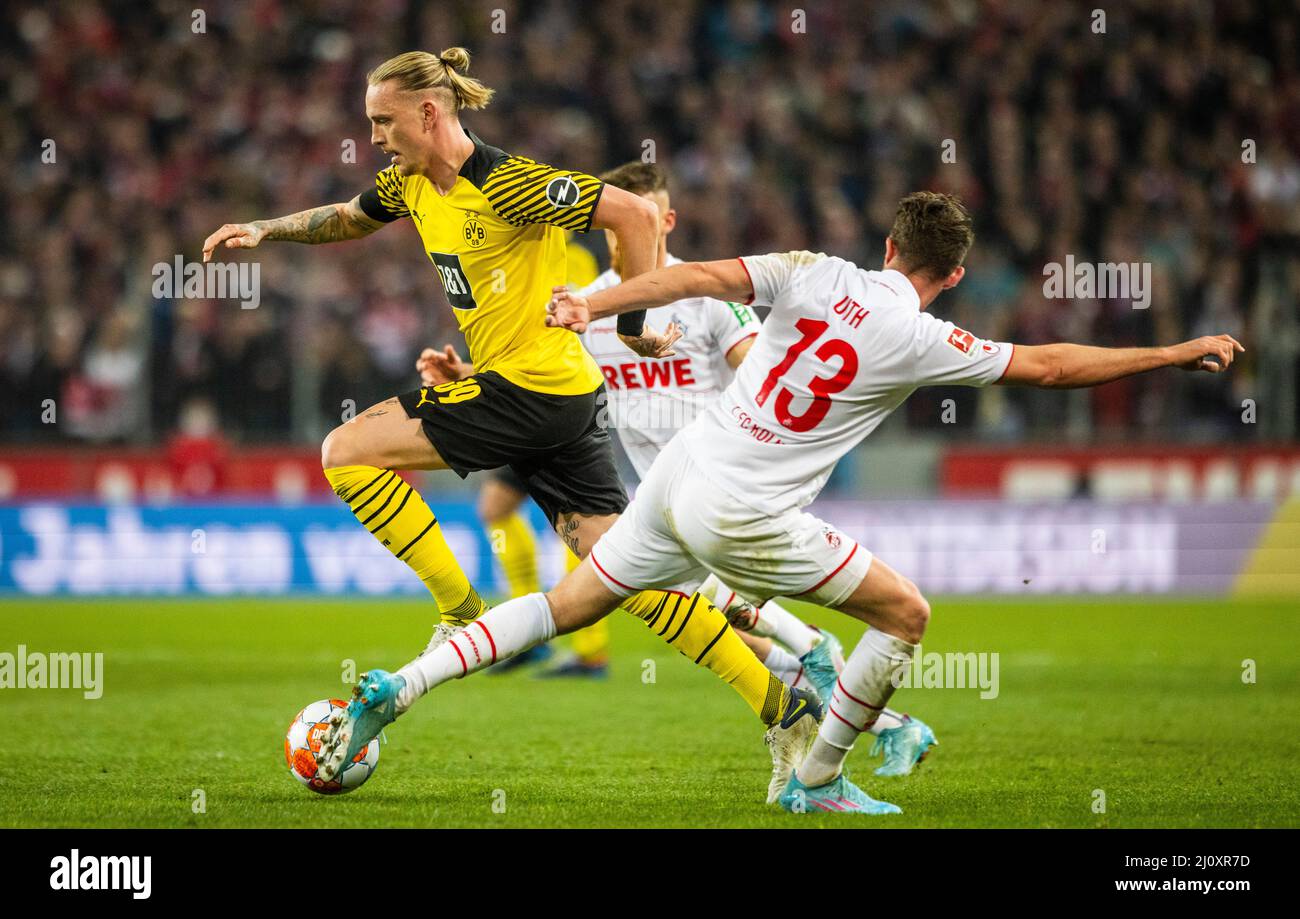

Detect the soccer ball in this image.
[285,698,380,794]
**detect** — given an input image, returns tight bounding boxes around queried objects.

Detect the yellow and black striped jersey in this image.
[358,130,606,396]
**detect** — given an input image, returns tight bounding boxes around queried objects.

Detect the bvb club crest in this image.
[463,215,486,248]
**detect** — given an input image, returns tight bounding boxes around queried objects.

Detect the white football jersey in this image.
[579,254,761,477]
[677,251,1015,514]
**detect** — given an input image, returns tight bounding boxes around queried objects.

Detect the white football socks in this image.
[866,707,907,735]
[759,599,818,657]
[797,628,916,787]
[396,592,557,713]
[762,643,804,686]
[698,577,820,658]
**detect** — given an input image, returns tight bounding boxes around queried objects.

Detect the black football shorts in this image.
[485,465,529,494]
[397,372,628,527]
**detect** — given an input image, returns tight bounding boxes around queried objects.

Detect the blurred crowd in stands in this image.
[1,0,1297,449]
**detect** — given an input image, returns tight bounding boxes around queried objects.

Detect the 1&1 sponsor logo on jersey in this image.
[429,252,479,310]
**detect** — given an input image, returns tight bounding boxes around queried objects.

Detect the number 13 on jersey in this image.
[755,318,860,433]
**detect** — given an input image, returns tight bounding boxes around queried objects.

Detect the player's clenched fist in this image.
[1170,334,1245,373]
[202,223,266,262]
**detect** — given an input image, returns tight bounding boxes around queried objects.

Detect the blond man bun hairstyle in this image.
[367,47,495,111]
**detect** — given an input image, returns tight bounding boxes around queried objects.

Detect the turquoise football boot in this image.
[316,669,405,782]
[870,717,938,776]
[798,628,843,706]
[777,771,902,815]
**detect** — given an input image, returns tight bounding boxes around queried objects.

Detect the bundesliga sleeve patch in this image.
[947,327,976,356]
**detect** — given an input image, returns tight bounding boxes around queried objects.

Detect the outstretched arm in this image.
[547,259,751,332]
[202,194,384,262]
[999,335,1245,387]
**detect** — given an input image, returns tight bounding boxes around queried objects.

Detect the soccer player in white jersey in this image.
[575,164,928,769]
[321,191,1241,812]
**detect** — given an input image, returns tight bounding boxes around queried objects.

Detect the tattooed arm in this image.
[201,194,383,262]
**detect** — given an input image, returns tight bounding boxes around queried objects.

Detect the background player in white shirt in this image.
[330,192,1239,812]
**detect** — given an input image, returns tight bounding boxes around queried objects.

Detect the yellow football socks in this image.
[489,511,542,596]
[621,590,788,725]
[325,465,487,626]
[564,546,610,664]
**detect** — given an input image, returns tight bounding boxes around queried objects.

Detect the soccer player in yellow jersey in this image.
[463,233,607,677]
[201,48,821,789]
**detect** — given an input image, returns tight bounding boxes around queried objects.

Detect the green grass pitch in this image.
[1,596,1297,828]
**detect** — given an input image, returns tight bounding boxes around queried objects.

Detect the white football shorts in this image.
[588,436,872,607]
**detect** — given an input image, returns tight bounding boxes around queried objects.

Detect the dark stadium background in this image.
[2,0,1295,449]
